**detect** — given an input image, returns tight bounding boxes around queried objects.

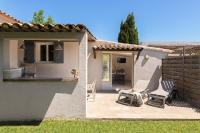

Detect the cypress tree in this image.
[118,13,139,45]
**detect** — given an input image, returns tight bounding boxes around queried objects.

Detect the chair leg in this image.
[93,93,95,101]
[162,99,165,108]
[118,93,122,101]
[130,96,134,106]
[94,89,96,101]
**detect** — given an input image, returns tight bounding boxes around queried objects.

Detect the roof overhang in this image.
[0,23,96,41]
[92,40,143,59]
[93,40,173,52]
[93,40,143,51]
[92,40,174,59]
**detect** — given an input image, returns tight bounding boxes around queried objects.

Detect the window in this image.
[40,44,54,62]
[40,45,47,61]
[102,54,110,81]
[48,45,54,61]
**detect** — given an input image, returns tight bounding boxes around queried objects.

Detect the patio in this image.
[87,93,200,119]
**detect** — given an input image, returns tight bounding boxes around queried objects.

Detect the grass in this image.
[0,120,200,133]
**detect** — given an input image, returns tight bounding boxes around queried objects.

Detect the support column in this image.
[0,39,3,80]
[131,52,135,87]
[2,39,10,69]
[0,39,19,81]
[79,32,88,117]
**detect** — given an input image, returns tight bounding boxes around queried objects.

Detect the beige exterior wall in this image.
[6,40,79,78]
[88,42,168,91]
[2,40,18,69]
[88,42,133,91]
[0,32,87,121]
[9,40,18,68]
[134,49,168,91]
[19,42,79,78]
[88,42,103,90]
[88,42,112,90]
[36,42,79,78]
[0,81,85,121]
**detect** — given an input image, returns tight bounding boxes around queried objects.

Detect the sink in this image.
[3,68,23,79]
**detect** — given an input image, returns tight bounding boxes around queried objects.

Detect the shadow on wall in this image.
[134,54,149,66]
[145,66,161,93]
[145,67,175,93]
[141,55,149,67]
[0,81,78,125]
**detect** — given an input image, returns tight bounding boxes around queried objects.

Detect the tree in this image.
[46,16,55,24]
[31,10,55,24]
[118,13,139,45]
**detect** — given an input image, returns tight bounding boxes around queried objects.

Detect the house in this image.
[0,11,172,121]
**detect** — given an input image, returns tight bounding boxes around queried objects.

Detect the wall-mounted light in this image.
[19,40,25,49]
[144,54,149,59]
[55,40,63,51]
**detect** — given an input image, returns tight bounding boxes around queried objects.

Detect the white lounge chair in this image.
[117,80,150,106]
[146,80,175,108]
[87,80,96,101]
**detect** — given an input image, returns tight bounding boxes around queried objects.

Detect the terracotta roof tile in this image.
[0,22,96,41]
[93,40,173,53]
[0,10,23,23]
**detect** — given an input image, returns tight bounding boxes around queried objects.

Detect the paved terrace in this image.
[87,93,200,119]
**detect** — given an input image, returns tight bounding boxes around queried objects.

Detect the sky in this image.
[1,0,200,42]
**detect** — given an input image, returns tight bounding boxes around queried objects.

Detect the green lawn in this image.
[0,120,200,133]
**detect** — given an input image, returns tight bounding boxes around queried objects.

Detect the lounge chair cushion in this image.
[132,92,143,107]
[146,80,175,108]
[150,89,169,97]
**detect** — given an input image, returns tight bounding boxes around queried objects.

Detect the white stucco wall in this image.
[88,43,168,91]
[2,40,18,69]
[35,42,79,78]
[9,40,18,68]
[17,42,79,78]
[134,49,168,91]
[88,42,103,90]
[0,32,87,121]
[0,81,85,121]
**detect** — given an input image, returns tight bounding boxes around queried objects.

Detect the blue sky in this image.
[1,0,200,42]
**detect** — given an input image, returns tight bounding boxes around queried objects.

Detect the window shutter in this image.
[24,40,35,63]
[54,41,64,63]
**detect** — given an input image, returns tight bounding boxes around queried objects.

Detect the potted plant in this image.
[71,69,79,78]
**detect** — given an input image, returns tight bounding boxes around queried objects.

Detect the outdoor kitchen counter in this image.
[3,77,78,82]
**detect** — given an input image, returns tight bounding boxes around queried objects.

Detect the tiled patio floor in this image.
[87,93,200,119]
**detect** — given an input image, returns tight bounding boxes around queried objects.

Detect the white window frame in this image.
[102,53,110,82]
[35,42,54,63]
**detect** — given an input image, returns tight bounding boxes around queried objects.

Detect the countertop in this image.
[3,77,78,82]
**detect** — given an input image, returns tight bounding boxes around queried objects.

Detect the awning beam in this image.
[93,48,143,59]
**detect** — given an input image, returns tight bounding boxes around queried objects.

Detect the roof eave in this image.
[94,40,174,54]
